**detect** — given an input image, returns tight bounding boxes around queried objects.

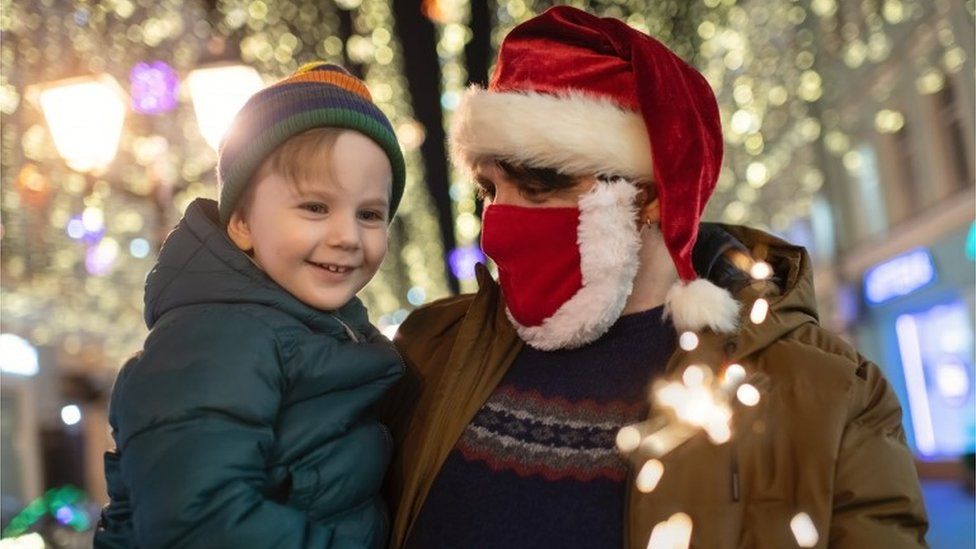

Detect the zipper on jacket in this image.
[730,451,741,502]
[329,313,361,343]
[391,345,407,375]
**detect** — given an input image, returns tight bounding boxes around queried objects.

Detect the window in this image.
[892,123,921,208]
[935,79,973,191]
[855,143,888,237]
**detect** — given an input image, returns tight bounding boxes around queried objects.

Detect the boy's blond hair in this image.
[232,127,343,219]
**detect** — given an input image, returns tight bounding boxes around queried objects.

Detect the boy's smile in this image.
[227,130,392,311]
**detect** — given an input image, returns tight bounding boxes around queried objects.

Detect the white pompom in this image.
[664,279,740,333]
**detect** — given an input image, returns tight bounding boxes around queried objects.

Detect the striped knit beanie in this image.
[216,62,405,225]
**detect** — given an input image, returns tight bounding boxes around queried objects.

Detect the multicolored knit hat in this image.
[216,62,405,225]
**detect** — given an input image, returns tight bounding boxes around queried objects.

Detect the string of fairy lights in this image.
[0,0,451,371]
[1,0,972,378]
[0,0,972,545]
[426,0,485,294]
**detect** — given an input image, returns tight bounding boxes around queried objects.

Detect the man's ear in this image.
[226,210,254,252]
[639,197,661,225]
[635,180,661,224]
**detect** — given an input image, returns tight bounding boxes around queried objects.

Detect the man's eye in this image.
[300,203,328,214]
[519,186,552,202]
[475,178,495,200]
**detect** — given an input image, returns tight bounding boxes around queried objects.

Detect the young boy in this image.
[94,63,406,548]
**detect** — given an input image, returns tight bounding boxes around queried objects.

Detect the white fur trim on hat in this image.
[451,87,653,179]
[664,279,740,333]
[508,179,641,350]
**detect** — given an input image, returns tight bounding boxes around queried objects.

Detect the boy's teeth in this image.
[316,263,348,273]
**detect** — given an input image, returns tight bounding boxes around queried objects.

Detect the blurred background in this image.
[0,0,973,546]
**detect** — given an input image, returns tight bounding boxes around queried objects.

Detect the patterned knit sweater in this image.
[405,305,676,549]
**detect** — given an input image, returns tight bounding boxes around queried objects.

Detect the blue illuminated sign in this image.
[864,248,936,306]
[966,221,975,261]
[895,300,975,458]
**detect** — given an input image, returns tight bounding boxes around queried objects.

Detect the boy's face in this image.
[227,130,391,311]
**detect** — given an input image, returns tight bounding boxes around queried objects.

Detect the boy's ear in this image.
[226,211,254,252]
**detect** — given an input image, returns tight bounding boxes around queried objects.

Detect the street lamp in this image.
[29,74,126,174]
[0,333,39,377]
[186,64,263,150]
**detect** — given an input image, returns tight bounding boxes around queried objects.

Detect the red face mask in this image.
[481,204,584,327]
[479,180,643,351]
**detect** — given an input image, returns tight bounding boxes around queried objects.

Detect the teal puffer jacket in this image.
[94,199,403,548]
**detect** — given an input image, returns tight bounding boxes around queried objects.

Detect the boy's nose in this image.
[326,215,360,249]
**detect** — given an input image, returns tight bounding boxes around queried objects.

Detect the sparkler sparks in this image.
[722,363,747,387]
[681,364,707,387]
[647,512,693,549]
[750,298,769,324]
[654,364,750,448]
[621,360,764,466]
[749,260,773,280]
[678,331,700,351]
[635,459,665,493]
[736,383,761,406]
[790,512,819,547]
[616,425,643,453]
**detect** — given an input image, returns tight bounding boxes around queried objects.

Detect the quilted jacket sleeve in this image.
[829,355,929,548]
[108,308,366,549]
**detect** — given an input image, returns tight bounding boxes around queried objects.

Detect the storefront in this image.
[853,223,976,460]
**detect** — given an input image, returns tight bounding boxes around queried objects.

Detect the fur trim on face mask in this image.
[508,178,641,350]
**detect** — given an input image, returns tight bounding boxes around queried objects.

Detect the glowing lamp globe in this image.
[33,74,127,173]
[186,64,263,150]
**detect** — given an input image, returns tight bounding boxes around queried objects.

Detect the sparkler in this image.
[616,247,784,549]
[618,363,756,463]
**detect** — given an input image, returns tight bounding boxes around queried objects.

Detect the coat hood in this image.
[143,198,372,335]
[715,223,820,358]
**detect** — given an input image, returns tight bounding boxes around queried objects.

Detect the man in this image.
[385,7,927,548]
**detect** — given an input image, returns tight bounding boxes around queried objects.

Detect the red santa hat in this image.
[451,6,739,334]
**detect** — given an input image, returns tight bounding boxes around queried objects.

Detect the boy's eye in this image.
[358,209,386,222]
[299,202,328,214]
